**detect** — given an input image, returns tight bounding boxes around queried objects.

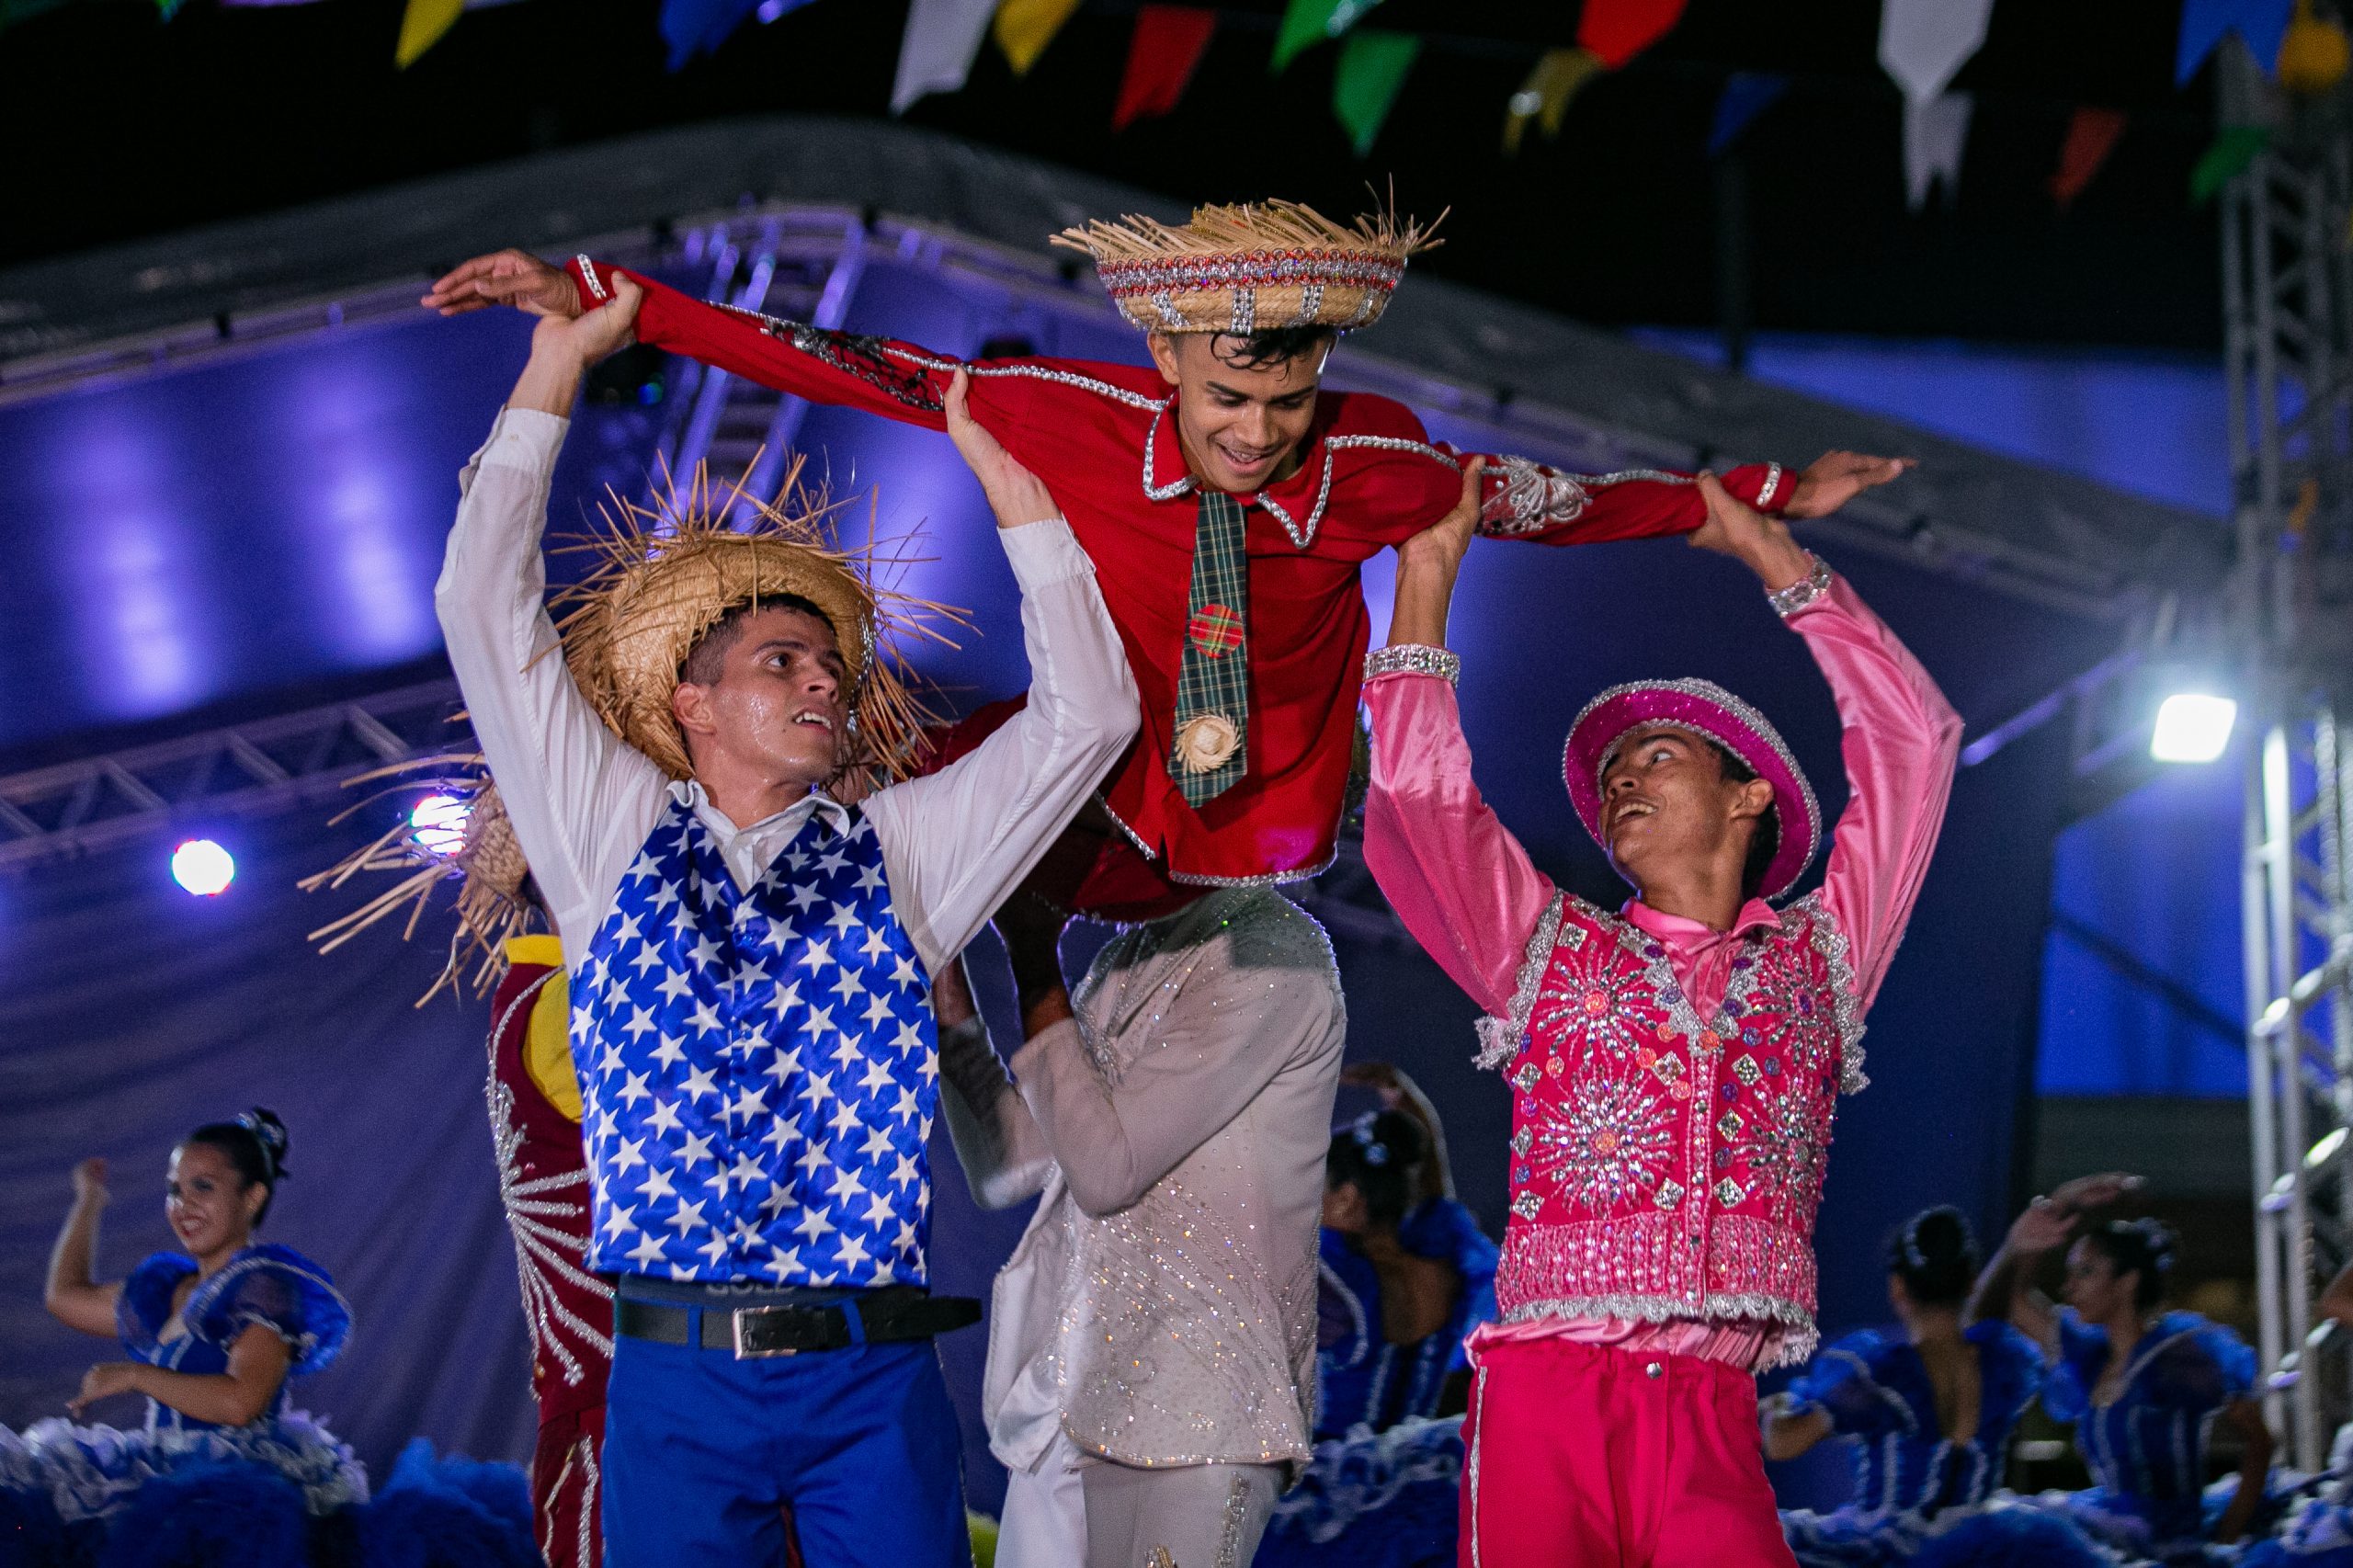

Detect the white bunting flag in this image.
[1904,91,1974,210]
[891,0,1000,115]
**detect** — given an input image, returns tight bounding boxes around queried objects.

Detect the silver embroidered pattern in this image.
[1768,553,1835,619]
[1498,1291,1818,1367]
[1475,890,1565,1069]
[575,256,607,301]
[1362,643,1461,687]
[1568,676,1823,899]
[1291,283,1325,326]
[1532,1071,1674,1211]
[1214,1471,1254,1568]
[1254,447,1337,550]
[1478,454,1590,538]
[1091,791,1336,892]
[1756,461,1785,508]
[1140,403,1198,503]
[486,974,615,1390]
[1151,290,1187,329]
[1790,892,1869,1092]
[1230,287,1256,335]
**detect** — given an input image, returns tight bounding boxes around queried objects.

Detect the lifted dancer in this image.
[426,205,1907,915]
[436,275,1138,1567]
[933,815,1344,1568]
[1361,468,1961,1565]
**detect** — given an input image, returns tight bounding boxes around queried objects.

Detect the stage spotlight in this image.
[410,793,471,857]
[2151,692,2236,763]
[171,839,235,896]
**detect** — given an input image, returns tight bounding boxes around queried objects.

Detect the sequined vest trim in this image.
[1483,892,1863,1367]
[573,800,938,1287]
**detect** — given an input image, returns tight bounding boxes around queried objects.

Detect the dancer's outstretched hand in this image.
[68,1362,141,1417]
[2046,1170,2143,1216]
[423,248,582,320]
[1782,451,1915,519]
[529,273,642,366]
[1394,459,1483,580]
[1688,472,1816,594]
[71,1157,108,1208]
[945,369,1059,529]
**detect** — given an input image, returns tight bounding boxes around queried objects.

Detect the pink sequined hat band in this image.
[1562,678,1822,902]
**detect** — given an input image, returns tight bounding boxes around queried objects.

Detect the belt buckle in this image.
[732,1305,800,1359]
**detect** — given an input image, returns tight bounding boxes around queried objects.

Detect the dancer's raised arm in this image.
[44,1158,119,1338]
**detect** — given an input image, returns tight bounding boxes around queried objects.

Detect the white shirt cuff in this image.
[996,517,1092,591]
[476,405,571,475]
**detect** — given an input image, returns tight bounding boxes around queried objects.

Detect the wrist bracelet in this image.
[1365,643,1461,687]
[1767,554,1833,619]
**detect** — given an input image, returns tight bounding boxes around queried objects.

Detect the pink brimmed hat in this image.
[1562,678,1822,903]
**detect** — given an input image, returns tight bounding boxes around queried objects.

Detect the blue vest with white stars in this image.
[571,796,938,1288]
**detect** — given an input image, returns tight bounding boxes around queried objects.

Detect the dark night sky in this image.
[2,0,2222,349]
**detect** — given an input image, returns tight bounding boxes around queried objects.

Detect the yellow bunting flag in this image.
[1503,46,1603,156]
[994,0,1085,75]
[396,0,466,68]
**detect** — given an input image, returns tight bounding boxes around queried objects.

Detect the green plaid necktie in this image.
[1169,490,1250,806]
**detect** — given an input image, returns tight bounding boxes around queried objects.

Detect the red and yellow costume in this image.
[486,933,611,1568]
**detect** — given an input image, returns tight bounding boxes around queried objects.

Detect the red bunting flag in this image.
[1114,6,1218,131]
[2050,107,2128,210]
[1575,0,1689,70]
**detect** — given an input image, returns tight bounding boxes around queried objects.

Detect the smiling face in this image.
[1597,725,1776,897]
[671,602,848,793]
[1322,1178,1370,1236]
[165,1142,262,1261]
[1148,330,1331,494]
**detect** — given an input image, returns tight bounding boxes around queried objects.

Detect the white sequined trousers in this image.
[1081,1456,1280,1568]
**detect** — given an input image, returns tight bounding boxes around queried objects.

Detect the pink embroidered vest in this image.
[1477,891,1865,1364]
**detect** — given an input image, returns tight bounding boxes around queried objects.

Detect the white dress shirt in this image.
[433,405,1139,979]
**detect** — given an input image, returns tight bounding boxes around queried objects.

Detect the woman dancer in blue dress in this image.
[1259,1075,1499,1568]
[9,1109,365,1540]
[1970,1173,2271,1564]
[1764,1207,2044,1565]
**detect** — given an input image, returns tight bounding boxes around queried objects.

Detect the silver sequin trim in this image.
[1292,284,1325,326]
[1133,427,1456,551]
[1215,1471,1253,1568]
[1790,891,1869,1093]
[1151,290,1187,330]
[890,347,1168,410]
[1565,676,1823,901]
[1474,890,1566,1069]
[1500,1291,1818,1368]
[1362,643,1460,687]
[1230,287,1256,335]
[1768,554,1834,619]
[575,256,607,301]
[1140,403,1197,502]
[1756,461,1784,508]
[1479,454,1587,538]
[1468,1371,1489,1568]
[1092,792,1339,891]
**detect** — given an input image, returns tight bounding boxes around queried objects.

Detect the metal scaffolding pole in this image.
[2224,40,2353,1470]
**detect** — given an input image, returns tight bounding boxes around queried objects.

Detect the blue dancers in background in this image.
[1766,1207,2045,1566]
[4,1109,537,1568]
[1969,1171,2271,1566]
[1259,1064,1498,1568]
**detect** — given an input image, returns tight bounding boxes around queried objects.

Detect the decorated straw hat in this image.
[553,458,959,786]
[1561,678,1823,903]
[301,754,539,1004]
[1051,199,1439,337]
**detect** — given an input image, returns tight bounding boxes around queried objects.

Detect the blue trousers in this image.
[601,1330,968,1568]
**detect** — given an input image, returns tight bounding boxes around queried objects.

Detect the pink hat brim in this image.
[1562,679,1821,902]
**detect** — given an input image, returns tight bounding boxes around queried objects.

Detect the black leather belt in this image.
[615,1288,981,1358]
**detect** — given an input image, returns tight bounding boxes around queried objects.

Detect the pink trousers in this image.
[1458,1336,1797,1568]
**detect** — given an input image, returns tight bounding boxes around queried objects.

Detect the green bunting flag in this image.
[1272,0,1383,72]
[1333,28,1419,156]
[2190,124,2270,202]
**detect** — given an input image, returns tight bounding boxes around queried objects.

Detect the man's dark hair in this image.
[1705,739,1780,902]
[678,594,834,687]
[1212,325,1337,373]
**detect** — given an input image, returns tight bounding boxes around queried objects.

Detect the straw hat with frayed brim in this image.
[301,753,540,1005]
[551,455,964,787]
[1052,199,1442,337]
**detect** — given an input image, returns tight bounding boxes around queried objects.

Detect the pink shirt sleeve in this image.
[1790,571,1964,1013]
[1362,670,1557,1017]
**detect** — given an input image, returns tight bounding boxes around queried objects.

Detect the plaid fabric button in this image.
[1187,602,1245,657]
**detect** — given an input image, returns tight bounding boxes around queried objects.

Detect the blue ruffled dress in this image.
[2,1244,367,1532]
[2021,1309,2260,1565]
[1258,1199,1499,1568]
[1777,1322,2045,1566]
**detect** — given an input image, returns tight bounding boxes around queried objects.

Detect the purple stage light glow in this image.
[170,839,235,896]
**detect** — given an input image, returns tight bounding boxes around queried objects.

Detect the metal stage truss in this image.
[2221,42,2353,1469]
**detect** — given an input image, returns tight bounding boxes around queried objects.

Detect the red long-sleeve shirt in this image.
[568,256,1794,901]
